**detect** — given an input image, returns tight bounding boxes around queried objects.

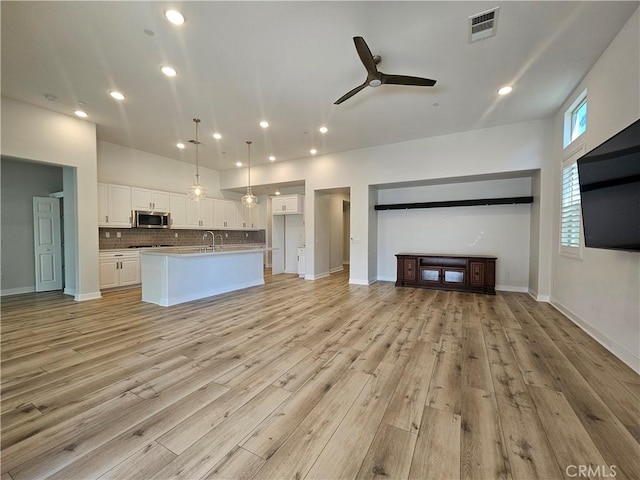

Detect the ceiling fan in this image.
[334,36,437,105]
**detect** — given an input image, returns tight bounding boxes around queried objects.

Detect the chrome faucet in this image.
[203,231,215,250]
[214,233,223,249]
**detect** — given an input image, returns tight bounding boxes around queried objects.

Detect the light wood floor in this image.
[1,270,639,480]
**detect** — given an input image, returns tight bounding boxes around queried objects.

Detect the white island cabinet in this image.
[140,247,266,306]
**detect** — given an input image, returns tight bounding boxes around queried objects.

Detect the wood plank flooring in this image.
[1,270,638,480]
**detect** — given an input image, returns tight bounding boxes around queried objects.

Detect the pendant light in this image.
[188,118,206,201]
[241,140,257,208]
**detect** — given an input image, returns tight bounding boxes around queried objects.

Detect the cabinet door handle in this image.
[106,215,109,223]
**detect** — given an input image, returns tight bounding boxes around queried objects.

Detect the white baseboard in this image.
[495,285,529,293]
[527,288,550,302]
[63,287,76,296]
[343,261,350,265]
[377,276,396,282]
[550,297,640,374]
[349,278,372,285]
[330,266,344,274]
[74,291,102,301]
[306,272,330,281]
[0,286,35,296]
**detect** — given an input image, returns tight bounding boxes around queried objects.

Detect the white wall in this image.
[97,141,229,199]
[220,119,553,286]
[1,97,100,300]
[376,178,532,291]
[550,8,640,371]
[313,192,331,278]
[1,158,63,294]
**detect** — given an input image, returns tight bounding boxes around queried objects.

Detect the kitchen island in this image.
[140,246,267,306]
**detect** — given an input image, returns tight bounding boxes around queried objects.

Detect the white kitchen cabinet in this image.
[242,204,263,229]
[272,194,304,215]
[169,193,186,228]
[185,197,213,228]
[99,250,140,289]
[200,198,213,228]
[220,200,239,228]
[132,187,170,211]
[98,183,132,227]
[214,200,260,229]
[212,199,226,228]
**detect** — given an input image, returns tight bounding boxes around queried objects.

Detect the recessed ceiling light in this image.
[309,148,317,155]
[497,85,513,95]
[236,162,243,167]
[164,9,185,25]
[161,66,177,77]
[275,191,281,196]
[74,110,88,118]
[319,126,328,134]
[269,156,276,161]
[109,91,125,100]
[212,132,222,140]
[259,121,269,128]
[176,143,185,149]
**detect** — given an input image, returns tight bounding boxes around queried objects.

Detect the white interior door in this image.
[33,197,63,292]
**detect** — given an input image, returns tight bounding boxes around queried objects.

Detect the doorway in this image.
[314,188,351,278]
[1,158,65,296]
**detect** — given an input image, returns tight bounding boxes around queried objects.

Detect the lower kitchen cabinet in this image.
[99,251,140,289]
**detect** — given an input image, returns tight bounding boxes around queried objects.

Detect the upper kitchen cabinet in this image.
[131,187,170,212]
[272,194,304,215]
[242,204,264,229]
[169,193,187,228]
[171,193,212,229]
[98,183,132,227]
[214,200,242,229]
[186,197,213,229]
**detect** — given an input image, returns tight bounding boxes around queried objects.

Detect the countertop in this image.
[100,243,266,254]
[140,245,272,257]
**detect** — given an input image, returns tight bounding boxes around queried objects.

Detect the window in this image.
[563,89,587,148]
[560,145,585,258]
[571,98,587,141]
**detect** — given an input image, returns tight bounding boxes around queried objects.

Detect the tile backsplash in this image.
[99,228,266,250]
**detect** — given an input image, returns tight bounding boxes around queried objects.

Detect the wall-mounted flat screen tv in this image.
[577,118,640,252]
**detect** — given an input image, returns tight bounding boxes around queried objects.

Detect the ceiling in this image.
[2,2,637,172]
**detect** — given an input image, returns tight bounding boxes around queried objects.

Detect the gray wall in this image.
[1,157,63,293]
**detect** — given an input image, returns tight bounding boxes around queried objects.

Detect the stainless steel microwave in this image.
[133,210,171,229]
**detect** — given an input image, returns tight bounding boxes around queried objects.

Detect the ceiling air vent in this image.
[468,7,499,43]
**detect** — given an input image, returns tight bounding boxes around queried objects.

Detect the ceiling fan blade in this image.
[353,36,378,76]
[381,73,437,87]
[334,81,368,105]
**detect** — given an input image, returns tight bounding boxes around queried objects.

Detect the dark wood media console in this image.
[395,253,496,295]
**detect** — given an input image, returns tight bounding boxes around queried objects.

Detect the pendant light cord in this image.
[246,141,252,190]
[194,118,201,180]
